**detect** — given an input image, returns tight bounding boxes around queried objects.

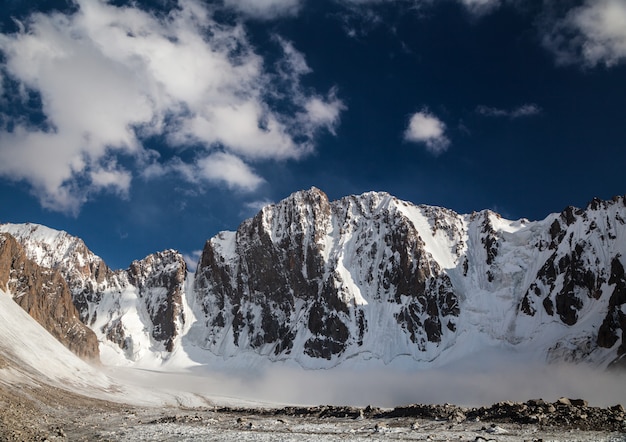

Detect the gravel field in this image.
[2,378,626,442]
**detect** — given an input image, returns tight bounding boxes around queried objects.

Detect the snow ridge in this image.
[3,191,626,371]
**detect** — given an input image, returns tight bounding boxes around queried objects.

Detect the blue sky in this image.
[0,0,625,270]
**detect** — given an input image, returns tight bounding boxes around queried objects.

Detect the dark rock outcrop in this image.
[193,188,460,362]
[5,192,626,369]
[127,250,187,352]
[598,256,626,354]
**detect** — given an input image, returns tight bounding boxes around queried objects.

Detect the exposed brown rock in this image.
[0,233,99,361]
[193,188,460,360]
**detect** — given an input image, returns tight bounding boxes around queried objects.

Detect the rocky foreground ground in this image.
[1,378,626,442]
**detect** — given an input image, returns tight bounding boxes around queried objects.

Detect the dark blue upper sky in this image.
[0,0,625,269]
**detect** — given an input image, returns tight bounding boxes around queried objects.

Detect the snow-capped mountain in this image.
[0,231,99,360]
[0,223,188,365]
[2,188,626,370]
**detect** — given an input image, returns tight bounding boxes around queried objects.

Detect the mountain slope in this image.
[0,232,99,360]
[0,286,111,390]
[2,189,626,370]
[192,189,461,367]
[0,223,188,365]
[191,189,626,368]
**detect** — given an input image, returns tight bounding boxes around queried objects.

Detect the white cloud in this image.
[404,110,450,155]
[276,37,312,76]
[476,103,542,118]
[544,0,626,67]
[197,152,265,191]
[300,90,345,136]
[90,164,132,196]
[329,0,503,40]
[240,198,274,218]
[0,0,343,213]
[244,199,273,213]
[183,250,203,272]
[223,0,303,19]
[222,0,505,22]
[142,152,264,192]
[273,37,345,140]
[335,0,501,14]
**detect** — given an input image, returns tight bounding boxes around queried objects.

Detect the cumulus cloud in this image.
[223,0,303,19]
[0,0,343,214]
[183,250,203,272]
[404,110,450,155]
[197,152,265,191]
[273,37,346,139]
[301,91,344,135]
[476,103,542,118]
[142,152,264,192]
[90,164,133,196]
[543,0,626,67]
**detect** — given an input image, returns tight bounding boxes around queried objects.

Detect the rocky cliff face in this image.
[126,251,187,352]
[516,197,626,365]
[192,189,626,368]
[0,233,99,360]
[3,189,626,370]
[193,189,460,365]
[0,223,188,363]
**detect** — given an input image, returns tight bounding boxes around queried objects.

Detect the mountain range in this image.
[1,187,625,371]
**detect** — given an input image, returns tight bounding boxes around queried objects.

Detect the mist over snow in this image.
[5,190,626,409]
[4,276,626,409]
[108,352,626,409]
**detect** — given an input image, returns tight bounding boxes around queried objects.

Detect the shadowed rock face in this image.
[193,188,460,362]
[522,242,604,326]
[5,192,626,369]
[191,191,626,367]
[127,251,187,352]
[598,257,626,355]
[67,250,188,358]
[0,223,188,360]
[518,198,626,363]
[0,233,99,360]
[194,188,350,359]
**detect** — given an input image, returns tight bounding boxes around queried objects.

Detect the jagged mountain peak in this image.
[0,222,190,363]
[4,190,626,371]
[128,249,187,274]
[284,186,329,203]
[0,231,99,360]
[0,222,97,268]
[586,195,626,212]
